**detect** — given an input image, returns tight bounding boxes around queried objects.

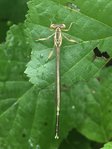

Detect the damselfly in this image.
[36,23,77,139]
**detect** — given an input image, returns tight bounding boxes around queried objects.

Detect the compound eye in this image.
[50,24,56,29]
[61,24,66,28]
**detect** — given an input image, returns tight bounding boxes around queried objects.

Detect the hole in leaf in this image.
[105,59,112,67]
[93,47,109,58]
[93,47,112,67]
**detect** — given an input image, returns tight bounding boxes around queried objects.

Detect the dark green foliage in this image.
[0,0,28,42]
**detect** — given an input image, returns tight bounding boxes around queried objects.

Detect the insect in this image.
[36,23,77,139]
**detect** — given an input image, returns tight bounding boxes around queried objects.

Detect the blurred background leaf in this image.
[0,0,28,42]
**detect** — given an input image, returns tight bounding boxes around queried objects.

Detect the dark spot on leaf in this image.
[61,84,71,91]
[44,122,48,126]
[96,77,101,82]
[108,109,112,113]
[22,133,26,138]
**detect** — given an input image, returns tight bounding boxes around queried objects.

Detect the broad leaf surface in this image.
[24,0,112,147]
[0,24,32,148]
[70,0,112,27]
[25,0,112,86]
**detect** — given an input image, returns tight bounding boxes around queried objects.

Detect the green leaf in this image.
[0,23,32,100]
[71,0,112,27]
[66,68,112,142]
[101,142,112,149]
[0,24,31,81]
[24,0,112,146]
[25,0,112,86]
[2,68,112,148]
[0,24,32,148]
